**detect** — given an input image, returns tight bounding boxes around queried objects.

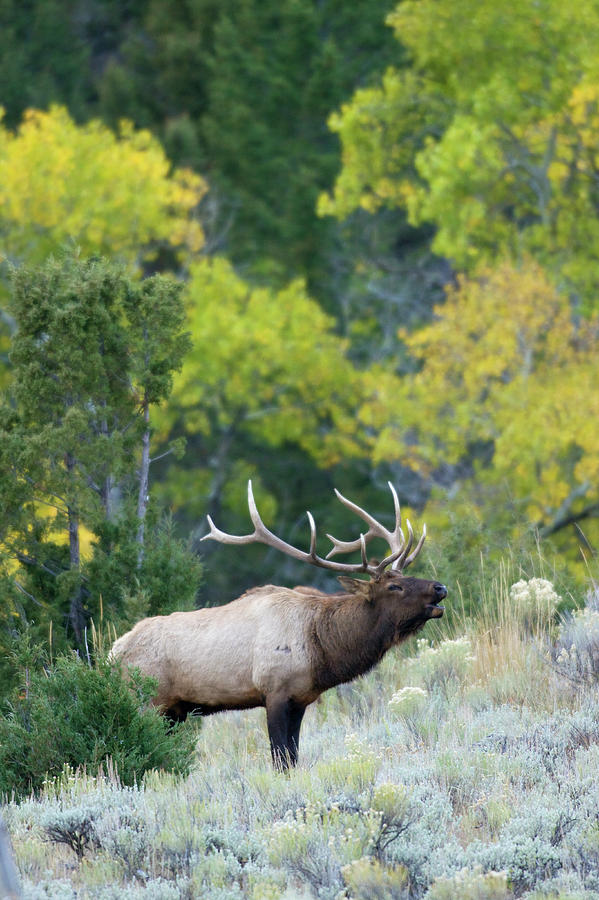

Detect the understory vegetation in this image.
[0,644,198,800]
[4,565,599,899]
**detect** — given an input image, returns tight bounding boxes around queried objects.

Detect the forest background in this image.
[0,0,598,671]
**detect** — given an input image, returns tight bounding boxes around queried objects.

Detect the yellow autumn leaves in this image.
[0,106,378,513]
[0,105,206,265]
[364,262,599,535]
[1,75,597,565]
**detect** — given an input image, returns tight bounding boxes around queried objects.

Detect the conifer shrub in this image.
[0,649,197,800]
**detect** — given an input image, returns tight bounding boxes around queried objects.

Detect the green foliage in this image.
[88,514,202,627]
[0,645,197,800]
[0,0,596,647]
[0,252,200,654]
[195,0,398,290]
[314,0,599,576]
[322,0,599,311]
[1,0,398,296]
[168,257,369,467]
[90,0,399,294]
[0,0,94,128]
[360,261,599,568]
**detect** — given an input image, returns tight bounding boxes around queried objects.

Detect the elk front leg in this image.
[265,695,306,770]
[287,701,306,767]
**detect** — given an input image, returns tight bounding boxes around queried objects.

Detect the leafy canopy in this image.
[0,105,205,266]
[363,261,599,542]
[320,0,599,310]
[167,257,373,470]
[0,253,200,656]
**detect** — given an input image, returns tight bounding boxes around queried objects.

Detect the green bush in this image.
[0,649,198,800]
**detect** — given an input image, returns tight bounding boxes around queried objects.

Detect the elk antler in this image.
[201,481,426,577]
[326,481,426,571]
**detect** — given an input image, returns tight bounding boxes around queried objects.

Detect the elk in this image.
[111,481,446,769]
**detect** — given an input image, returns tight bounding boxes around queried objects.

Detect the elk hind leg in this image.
[163,700,199,728]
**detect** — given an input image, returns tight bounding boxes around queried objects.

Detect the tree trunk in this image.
[136,398,150,567]
[65,452,85,643]
[100,409,113,520]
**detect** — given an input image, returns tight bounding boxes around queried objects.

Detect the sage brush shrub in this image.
[267,799,380,895]
[424,866,510,899]
[509,578,561,633]
[0,653,197,799]
[401,636,476,695]
[554,596,599,683]
[40,804,100,859]
[341,857,410,899]
[8,571,599,899]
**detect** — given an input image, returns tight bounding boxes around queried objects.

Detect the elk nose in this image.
[433,582,447,600]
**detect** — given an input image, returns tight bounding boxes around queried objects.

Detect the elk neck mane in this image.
[306,587,425,692]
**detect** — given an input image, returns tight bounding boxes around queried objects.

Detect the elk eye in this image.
[388,584,404,592]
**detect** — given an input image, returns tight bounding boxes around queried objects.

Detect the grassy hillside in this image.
[4,569,599,899]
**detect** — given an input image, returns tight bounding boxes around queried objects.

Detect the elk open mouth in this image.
[427,583,447,618]
[427,602,445,618]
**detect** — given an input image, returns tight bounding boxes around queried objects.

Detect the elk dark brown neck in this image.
[310,593,392,691]
[310,589,431,692]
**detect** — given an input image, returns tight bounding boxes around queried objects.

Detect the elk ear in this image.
[337,576,372,600]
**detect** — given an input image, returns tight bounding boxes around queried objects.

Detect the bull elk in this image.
[111,481,446,769]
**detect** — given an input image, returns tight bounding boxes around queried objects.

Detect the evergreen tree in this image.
[0,253,199,658]
[196,0,400,295]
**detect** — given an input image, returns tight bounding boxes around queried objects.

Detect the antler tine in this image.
[326,483,407,564]
[201,481,269,545]
[360,533,368,568]
[333,487,392,534]
[247,479,263,531]
[325,530,377,559]
[203,513,253,545]
[401,522,427,569]
[307,511,317,558]
[388,481,402,534]
[391,519,414,571]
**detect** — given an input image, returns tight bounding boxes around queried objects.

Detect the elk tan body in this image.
[111,482,446,768]
[112,586,324,713]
